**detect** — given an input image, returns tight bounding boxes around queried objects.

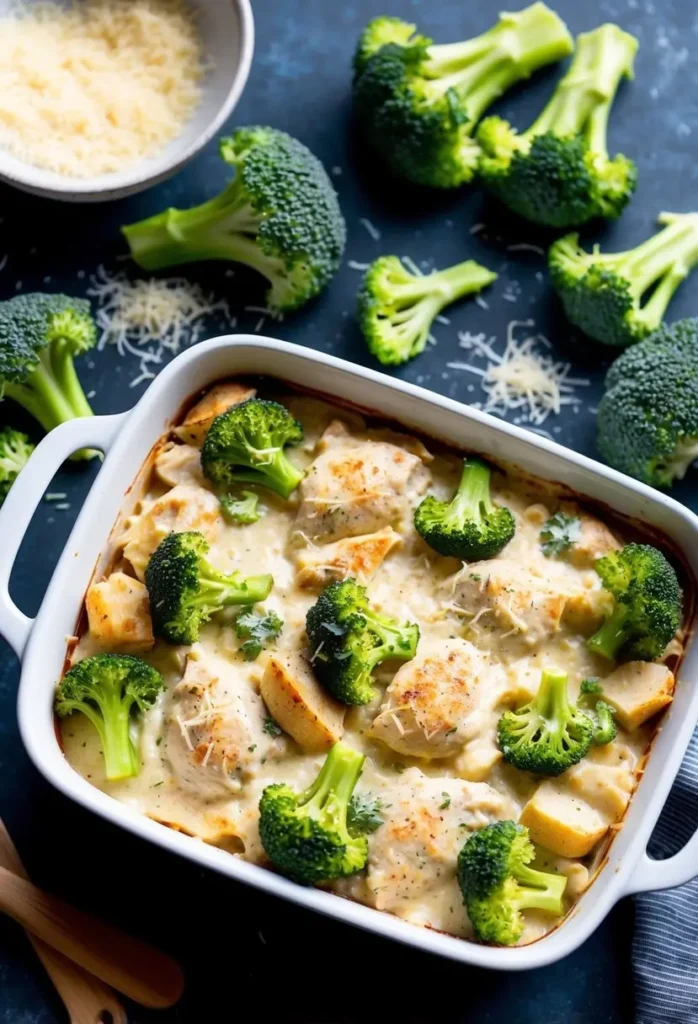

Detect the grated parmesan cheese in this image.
[0,0,206,178]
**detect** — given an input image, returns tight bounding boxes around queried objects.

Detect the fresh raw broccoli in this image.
[144,531,273,645]
[306,578,419,705]
[219,490,262,525]
[258,741,369,884]
[596,318,698,487]
[234,609,283,661]
[579,679,617,745]
[458,820,567,945]
[352,5,573,189]
[539,510,581,556]
[54,654,164,781]
[0,293,96,457]
[122,127,346,312]
[587,543,682,662]
[549,212,698,348]
[477,24,638,227]
[201,398,304,499]
[497,668,594,776]
[0,427,34,504]
[357,256,496,366]
[347,791,384,835]
[414,457,515,561]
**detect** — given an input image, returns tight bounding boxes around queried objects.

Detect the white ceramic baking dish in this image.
[2,335,698,970]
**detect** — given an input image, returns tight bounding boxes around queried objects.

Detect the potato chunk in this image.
[120,484,220,580]
[294,528,402,588]
[260,651,345,752]
[598,662,675,731]
[85,572,154,651]
[154,443,204,487]
[175,382,257,446]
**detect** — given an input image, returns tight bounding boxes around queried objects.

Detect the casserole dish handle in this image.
[625,831,698,895]
[0,414,126,658]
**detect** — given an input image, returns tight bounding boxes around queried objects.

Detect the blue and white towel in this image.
[633,727,698,1023]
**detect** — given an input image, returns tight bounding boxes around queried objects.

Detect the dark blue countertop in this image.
[1,0,697,1020]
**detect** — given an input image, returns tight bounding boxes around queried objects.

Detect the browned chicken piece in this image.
[294,421,431,543]
[598,662,675,730]
[558,503,622,569]
[85,572,154,651]
[294,527,402,588]
[154,442,204,487]
[260,651,345,752]
[175,381,257,446]
[562,586,613,634]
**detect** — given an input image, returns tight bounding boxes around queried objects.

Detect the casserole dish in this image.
[3,335,698,970]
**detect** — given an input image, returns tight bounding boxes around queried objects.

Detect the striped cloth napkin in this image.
[633,726,698,1024]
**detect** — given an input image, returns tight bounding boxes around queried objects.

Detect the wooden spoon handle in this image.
[0,864,183,1009]
[0,822,127,1024]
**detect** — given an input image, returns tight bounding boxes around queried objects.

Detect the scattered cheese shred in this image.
[0,0,206,177]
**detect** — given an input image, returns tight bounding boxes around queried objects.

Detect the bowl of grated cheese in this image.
[0,0,254,201]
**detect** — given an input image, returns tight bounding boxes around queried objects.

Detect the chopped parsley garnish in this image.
[234,610,283,661]
[263,714,283,738]
[347,792,384,834]
[540,511,581,556]
[439,792,451,810]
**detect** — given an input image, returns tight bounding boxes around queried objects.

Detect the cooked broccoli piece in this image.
[357,256,496,366]
[352,5,573,189]
[55,654,164,781]
[306,578,419,705]
[579,679,617,745]
[414,457,515,561]
[477,25,637,227]
[549,213,698,348]
[596,318,698,487]
[234,609,283,661]
[587,543,682,662]
[0,427,34,504]
[201,398,304,499]
[458,820,567,945]
[122,127,346,312]
[0,293,96,458]
[347,791,384,835]
[259,741,369,884]
[145,531,273,645]
[540,510,581,556]
[219,490,262,525]
[497,668,594,776]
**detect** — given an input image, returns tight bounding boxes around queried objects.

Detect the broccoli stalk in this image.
[587,543,682,662]
[352,4,573,189]
[497,668,594,776]
[54,654,164,781]
[549,212,698,348]
[122,127,346,312]
[357,256,496,366]
[259,741,369,884]
[414,457,515,561]
[458,820,567,945]
[0,427,34,504]
[478,24,638,226]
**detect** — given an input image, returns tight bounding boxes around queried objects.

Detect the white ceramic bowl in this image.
[0,0,254,202]
[3,336,698,969]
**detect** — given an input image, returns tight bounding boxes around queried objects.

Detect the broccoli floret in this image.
[587,543,682,662]
[352,5,573,189]
[122,127,346,312]
[497,668,594,776]
[579,679,617,745]
[414,457,515,561]
[306,578,419,705]
[54,654,164,781]
[347,791,384,834]
[457,820,567,945]
[549,213,698,348]
[0,427,34,504]
[357,256,496,366]
[596,318,698,487]
[234,609,283,661]
[259,741,369,884]
[0,293,96,458]
[477,25,637,227]
[201,398,304,499]
[540,510,581,556]
[144,531,273,645]
[219,490,262,525]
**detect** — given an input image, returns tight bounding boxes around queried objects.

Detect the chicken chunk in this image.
[294,421,431,543]
[175,381,257,446]
[165,650,274,801]
[558,503,622,569]
[260,651,345,752]
[368,639,502,759]
[120,484,220,580]
[294,528,402,588]
[366,768,513,932]
[154,443,204,488]
[85,572,154,651]
[451,560,567,648]
[598,662,675,731]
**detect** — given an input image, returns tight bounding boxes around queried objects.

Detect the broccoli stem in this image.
[531,669,575,741]
[514,863,567,912]
[395,262,497,308]
[444,458,492,528]
[363,611,416,667]
[228,450,305,499]
[613,213,698,326]
[77,698,138,782]
[301,742,365,830]
[193,564,273,610]
[588,604,629,660]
